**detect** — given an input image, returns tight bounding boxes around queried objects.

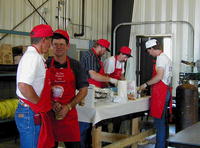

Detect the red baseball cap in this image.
[54,29,70,41]
[30,24,53,38]
[119,46,132,57]
[96,39,110,52]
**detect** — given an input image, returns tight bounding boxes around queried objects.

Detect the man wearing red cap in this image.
[104,46,132,80]
[79,39,118,148]
[15,24,54,148]
[46,29,88,148]
[103,46,132,133]
[80,39,118,88]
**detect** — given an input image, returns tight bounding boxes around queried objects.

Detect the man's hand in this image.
[55,104,71,120]
[52,101,62,112]
[109,78,118,86]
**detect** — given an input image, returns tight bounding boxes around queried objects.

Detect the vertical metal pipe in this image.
[64,0,67,30]
[74,0,85,37]
[62,0,65,29]
[65,0,69,30]
[57,1,61,29]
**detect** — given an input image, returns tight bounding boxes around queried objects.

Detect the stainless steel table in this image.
[168,121,200,148]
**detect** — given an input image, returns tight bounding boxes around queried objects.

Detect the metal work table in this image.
[168,121,200,148]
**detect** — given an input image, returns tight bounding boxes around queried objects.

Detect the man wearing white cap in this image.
[138,39,172,148]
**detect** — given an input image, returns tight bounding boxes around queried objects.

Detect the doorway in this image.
[136,35,172,94]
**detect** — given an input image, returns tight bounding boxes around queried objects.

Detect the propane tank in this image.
[175,84,199,132]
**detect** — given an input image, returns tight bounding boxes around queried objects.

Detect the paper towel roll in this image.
[117,80,128,103]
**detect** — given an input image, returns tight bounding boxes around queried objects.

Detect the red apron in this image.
[88,48,107,88]
[22,68,55,148]
[151,59,157,77]
[150,63,172,119]
[49,57,80,142]
[108,56,122,80]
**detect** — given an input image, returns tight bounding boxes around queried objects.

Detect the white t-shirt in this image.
[156,52,172,85]
[16,46,46,100]
[104,56,125,74]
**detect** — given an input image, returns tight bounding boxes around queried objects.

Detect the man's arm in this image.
[18,82,40,104]
[89,70,118,85]
[69,87,88,108]
[89,70,110,82]
[146,67,164,85]
[120,74,126,80]
[58,87,88,118]
[139,67,164,90]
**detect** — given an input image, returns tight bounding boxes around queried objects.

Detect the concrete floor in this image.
[0,140,65,148]
[0,138,175,148]
[137,123,176,148]
[0,124,176,148]
[0,141,175,148]
[0,139,19,148]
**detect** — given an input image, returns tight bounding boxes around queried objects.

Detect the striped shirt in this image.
[80,49,101,79]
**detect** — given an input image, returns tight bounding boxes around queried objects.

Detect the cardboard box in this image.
[0,44,13,64]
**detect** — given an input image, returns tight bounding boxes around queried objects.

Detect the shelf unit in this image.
[0,65,17,100]
[0,64,17,120]
[0,65,19,140]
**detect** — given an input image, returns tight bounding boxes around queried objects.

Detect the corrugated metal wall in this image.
[126,0,200,95]
[0,0,112,46]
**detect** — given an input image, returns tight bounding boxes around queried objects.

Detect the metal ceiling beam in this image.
[0,29,29,36]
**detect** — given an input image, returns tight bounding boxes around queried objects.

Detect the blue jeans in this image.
[15,104,40,148]
[154,91,170,148]
[79,122,92,148]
